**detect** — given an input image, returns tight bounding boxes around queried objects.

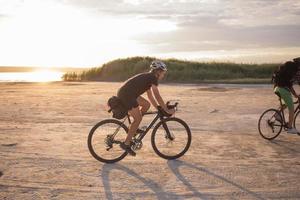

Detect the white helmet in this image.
[150,60,167,71]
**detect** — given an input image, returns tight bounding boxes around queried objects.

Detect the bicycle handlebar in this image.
[144,101,179,116]
[166,101,178,110]
[157,101,178,117]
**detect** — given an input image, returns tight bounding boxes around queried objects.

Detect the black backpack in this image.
[271,68,280,86]
[271,65,285,87]
[271,61,299,87]
[107,96,128,119]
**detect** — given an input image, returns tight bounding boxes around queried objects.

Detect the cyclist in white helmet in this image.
[117,60,175,156]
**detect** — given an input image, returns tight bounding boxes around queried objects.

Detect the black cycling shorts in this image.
[117,91,139,111]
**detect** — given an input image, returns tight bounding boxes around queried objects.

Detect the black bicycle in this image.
[88,102,192,163]
[258,91,300,140]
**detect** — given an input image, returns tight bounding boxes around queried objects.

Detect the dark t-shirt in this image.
[117,72,158,99]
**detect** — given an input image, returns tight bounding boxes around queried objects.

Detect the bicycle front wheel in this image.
[293,111,300,132]
[87,119,128,163]
[151,117,191,160]
[258,109,283,140]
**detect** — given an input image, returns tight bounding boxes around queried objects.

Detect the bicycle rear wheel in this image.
[258,109,283,140]
[87,119,128,163]
[151,117,191,160]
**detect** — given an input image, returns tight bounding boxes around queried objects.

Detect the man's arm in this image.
[146,89,158,108]
[151,85,168,110]
[151,85,175,115]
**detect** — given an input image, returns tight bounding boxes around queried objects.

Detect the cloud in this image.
[61,0,300,25]
[0,0,24,16]
[60,0,300,51]
[61,0,224,18]
[133,23,300,53]
[219,0,300,27]
[0,14,7,19]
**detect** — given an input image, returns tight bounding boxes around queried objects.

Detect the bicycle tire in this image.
[293,111,300,132]
[87,119,128,163]
[151,117,191,160]
[258,109,283,140]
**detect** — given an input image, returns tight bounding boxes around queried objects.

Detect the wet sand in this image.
[0,82,299,200]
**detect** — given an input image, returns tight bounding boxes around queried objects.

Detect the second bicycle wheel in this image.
[88,119,128,163]
[151,117,191,160]
[293,111,300,133]
[258,109,283,140]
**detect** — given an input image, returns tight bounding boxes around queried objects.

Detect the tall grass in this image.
[62,56,278,83]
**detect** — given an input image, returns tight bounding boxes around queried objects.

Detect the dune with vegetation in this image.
[62,57,278,84]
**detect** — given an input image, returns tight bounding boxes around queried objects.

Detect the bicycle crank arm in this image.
[106,147,112,151]
[113,140,122,145]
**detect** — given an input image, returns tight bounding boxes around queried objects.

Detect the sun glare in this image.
[28,70,64,82]
[0,69,64,82]
[0,0,177,67]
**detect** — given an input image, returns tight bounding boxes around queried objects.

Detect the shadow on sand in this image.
[270,138,300,153]
[167,160,265,200]
[101,163,177,200]
[100,160,265,200]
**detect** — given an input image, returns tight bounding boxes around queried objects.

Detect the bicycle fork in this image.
[161,120,175,141]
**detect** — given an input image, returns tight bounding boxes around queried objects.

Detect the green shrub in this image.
[62,56,277,83]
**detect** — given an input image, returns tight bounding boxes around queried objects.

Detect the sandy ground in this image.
[0,82,299,200]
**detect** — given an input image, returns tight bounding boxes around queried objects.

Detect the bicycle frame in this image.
[125,111,170,141]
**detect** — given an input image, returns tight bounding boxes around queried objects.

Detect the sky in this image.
[0,0,299,67]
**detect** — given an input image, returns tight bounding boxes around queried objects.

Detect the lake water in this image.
[0,71,64,82]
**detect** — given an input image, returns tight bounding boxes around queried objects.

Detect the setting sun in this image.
[27,69,64,82]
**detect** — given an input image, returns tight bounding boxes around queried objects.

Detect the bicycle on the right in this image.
[258,92,300,140]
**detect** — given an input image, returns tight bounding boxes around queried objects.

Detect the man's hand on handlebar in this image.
[156,101,178,117]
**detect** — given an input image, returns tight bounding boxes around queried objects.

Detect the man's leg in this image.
[282,92,299,134]
[137,96,150,115]
[279,104,287,112]
[125,107,142,145]
[276,87,297,133]
[287,104,294,128]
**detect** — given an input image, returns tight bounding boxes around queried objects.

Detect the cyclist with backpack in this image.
[272,57,300,134]
[115,60,175,156]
